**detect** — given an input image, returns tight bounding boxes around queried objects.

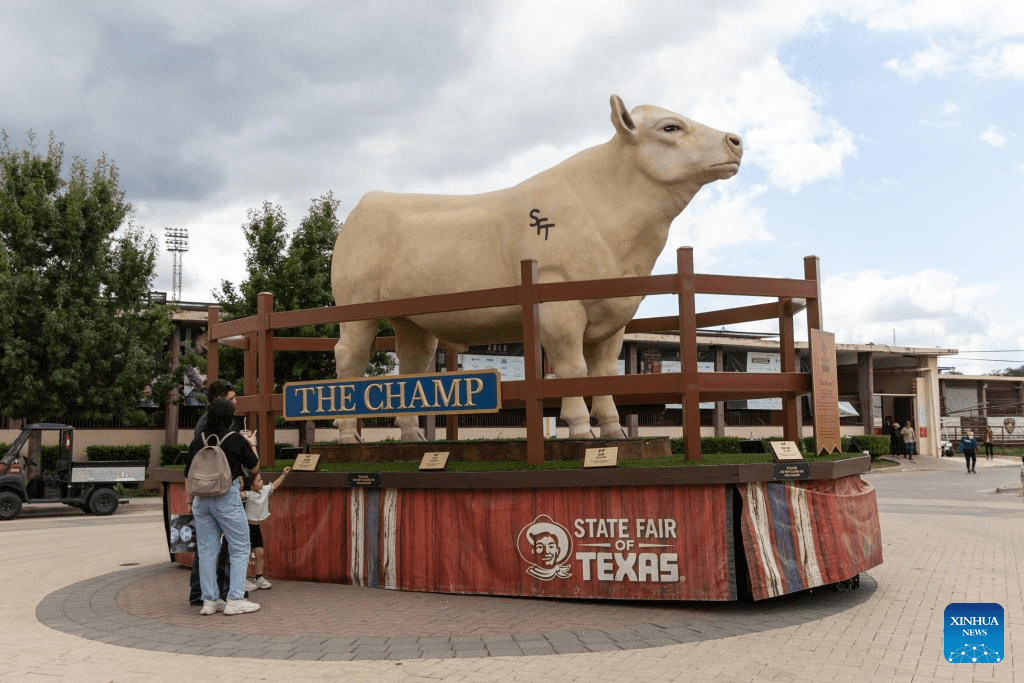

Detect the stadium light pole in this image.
[164,227,189,302]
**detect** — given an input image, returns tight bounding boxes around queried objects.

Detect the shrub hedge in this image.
[85,444,151,463]
[159,441,299,467]
[671,437,743,455]
[671,434,890,459]
[161,443,189,466]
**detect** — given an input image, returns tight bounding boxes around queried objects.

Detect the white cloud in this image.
[855,2,1024,80]
[822,269,999,352]
[883,43,956,79]
[979,125,1008,147]
[969,42,1024,79]
[859,1,1024,39]
[724,57,858,192]
[619,29,863,195]
[919,101,962,130]
[655,183,772,272]
[886,42,1024,81]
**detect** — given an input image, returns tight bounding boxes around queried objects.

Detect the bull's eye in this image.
[662,124,682,133]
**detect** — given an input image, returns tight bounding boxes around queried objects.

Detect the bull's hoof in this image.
[567,423,596,439]
[337,430,364,444]
[599,422,628,439]
[400,429,427,442]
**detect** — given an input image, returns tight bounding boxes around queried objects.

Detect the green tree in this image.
[215,193,394,388]
[0,132,173,424]
[991,365,1024,377]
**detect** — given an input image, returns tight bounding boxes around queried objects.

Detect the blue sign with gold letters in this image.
[283,369,502,420]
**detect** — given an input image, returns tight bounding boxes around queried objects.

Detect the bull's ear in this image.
[610,94,637,143]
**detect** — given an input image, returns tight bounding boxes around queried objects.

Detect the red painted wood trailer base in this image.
[157,457,881,602]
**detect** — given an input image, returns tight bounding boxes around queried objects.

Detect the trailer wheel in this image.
[0,491,22,520]
[89,488,119,516]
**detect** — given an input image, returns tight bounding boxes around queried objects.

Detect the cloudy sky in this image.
[3,0,1022,374]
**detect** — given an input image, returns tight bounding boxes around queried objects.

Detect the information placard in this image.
[347,473,382,488]
[810,329,842,455]
[419,451,450,471]
[292,452,321,472]
[772,462,811,481]
[767,440,804,462]
[583,447,619,468]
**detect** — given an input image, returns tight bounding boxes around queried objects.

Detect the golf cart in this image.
[0,423,146,520]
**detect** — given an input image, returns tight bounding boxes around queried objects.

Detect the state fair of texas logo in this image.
[516,514,573,580]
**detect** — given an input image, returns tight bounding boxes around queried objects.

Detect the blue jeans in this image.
[192,480,250,602]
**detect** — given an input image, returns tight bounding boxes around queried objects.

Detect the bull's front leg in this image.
[539,302,594,438]
[584,329,628,439]
[392,319,439,442]
[333,320,379,443]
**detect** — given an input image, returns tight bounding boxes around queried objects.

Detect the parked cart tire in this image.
[88,488,119,516]
[0,490,22,520]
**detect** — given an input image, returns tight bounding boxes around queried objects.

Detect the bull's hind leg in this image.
[539,302,594,438]
[584,329,628,439]
[391,319,439,441]
[333,319,378,443]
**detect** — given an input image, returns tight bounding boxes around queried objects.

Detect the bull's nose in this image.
[726,133,742,157]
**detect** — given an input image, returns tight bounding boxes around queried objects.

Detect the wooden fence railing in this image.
[207,247,822,465]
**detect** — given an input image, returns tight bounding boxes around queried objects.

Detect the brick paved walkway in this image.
[39,558,874,660]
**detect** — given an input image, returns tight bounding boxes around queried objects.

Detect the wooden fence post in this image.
[256,292,276,467]
[520,260,545,465]
[445,345,460,441]
[206,306,221,382]
[779,299,800,443]
[677,248,702,460]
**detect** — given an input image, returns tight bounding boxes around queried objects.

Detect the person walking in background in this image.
[886,417,900,456]
[961,431,978,473]
[984,425,995,459]
[893,418,906,457]
[900,421,916,460]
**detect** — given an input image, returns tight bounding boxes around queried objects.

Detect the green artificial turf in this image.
[262,449,863,473]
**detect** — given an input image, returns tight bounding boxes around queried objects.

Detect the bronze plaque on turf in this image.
[584,447,619,468]
[419,451,450,471]
[768,440,804,462]
[292,452,321,472]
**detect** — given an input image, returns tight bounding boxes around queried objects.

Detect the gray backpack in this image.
[187,431,235,496]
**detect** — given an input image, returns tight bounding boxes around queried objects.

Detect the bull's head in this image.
[610,94,742,186]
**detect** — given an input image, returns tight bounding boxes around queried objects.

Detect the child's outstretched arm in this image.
[275,466,292,487]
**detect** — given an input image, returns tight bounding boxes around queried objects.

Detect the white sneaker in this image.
[255,576,272,590]
[245,578,258,592]
[223,598,260,615]
[199,599,226,615]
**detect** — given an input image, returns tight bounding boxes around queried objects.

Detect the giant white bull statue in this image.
[331,95,742,442]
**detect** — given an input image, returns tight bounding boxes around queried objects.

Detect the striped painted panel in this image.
[738,475,882,600]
